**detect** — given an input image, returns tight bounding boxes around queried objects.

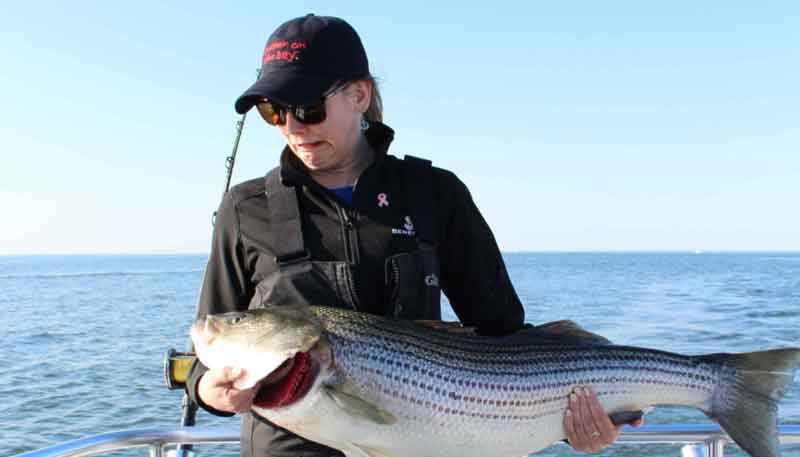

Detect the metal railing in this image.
[14,424,800,457]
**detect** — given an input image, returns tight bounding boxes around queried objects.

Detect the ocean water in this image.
[2,253,799,457]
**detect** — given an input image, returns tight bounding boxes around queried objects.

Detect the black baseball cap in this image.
[234,14,370,114]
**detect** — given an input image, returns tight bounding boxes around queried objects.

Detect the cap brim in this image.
[234,71,338,114]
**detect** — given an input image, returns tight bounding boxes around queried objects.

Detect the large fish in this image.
[190,305,800,457]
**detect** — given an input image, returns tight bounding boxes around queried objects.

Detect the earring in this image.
[361,118,370,131]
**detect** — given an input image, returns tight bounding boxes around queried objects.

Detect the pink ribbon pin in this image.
[377,193,389,208]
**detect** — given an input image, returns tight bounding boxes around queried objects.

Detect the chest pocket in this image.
[385,242,441,320]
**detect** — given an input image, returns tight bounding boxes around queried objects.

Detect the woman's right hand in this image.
[197,367,258,413]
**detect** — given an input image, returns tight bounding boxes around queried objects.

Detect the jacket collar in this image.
[278,121,395,187]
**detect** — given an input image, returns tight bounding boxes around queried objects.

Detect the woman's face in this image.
[276,81,371,172]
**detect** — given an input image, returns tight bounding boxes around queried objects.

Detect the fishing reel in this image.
[163,348,197,390]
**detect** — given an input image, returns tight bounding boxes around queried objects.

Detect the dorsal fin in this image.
[414,319,611,345]
[494,320,613,346]
[528,320,613,345]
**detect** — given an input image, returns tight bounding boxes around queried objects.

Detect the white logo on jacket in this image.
[392,216,416,236]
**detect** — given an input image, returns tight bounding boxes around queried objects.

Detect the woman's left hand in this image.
[563,386,643,453]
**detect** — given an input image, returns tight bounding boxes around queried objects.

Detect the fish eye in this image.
[227,315,247,325]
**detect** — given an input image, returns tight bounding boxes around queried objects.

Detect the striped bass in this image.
[191,305,800,457]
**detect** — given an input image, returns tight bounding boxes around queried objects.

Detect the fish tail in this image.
[700,348,800,457]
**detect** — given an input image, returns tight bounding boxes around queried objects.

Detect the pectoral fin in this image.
[323,384,396,425]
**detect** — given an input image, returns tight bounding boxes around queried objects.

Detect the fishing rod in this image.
[215,68,262,222]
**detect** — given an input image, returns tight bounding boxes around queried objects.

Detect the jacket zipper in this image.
[336,206,360,265]
[387,257,402,315]
[334,203,361,310]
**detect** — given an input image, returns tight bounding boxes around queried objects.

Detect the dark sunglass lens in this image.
[258,99,328,126]
[294,101,326,124]
[257,101,286,126]
[274,109,286,125]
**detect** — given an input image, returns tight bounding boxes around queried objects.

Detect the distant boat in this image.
[693,250,704,254]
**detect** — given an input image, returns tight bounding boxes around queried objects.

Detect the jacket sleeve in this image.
[185,190,254,417]
[436,170,525,336]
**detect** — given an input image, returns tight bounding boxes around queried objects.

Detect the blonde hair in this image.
[363,75,383,123]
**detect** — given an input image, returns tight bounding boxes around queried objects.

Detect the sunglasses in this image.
[256,83,350,126]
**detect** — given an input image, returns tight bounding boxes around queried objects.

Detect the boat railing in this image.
[13,424,800,457]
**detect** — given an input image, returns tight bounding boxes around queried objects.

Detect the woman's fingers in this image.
[563,386,619,453]
[198,367,257,413]
[584,387,620,445]
[565,390,591,451]
[217,366,244,385]
[563,402,583,451]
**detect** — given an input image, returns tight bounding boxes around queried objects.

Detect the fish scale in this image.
[194,305,800,457]
[326,314,718,423]
[309,306,728,455]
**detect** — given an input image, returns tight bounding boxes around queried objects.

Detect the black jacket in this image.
[186,121,524,456]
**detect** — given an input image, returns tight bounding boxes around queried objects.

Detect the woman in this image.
[186,14,631,457]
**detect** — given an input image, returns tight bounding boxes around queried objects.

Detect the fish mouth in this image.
[253,351,317,409]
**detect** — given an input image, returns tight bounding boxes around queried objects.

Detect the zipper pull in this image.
[343,210,356,230]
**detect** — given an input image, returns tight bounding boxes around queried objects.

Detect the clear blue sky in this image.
[1,1,798,254]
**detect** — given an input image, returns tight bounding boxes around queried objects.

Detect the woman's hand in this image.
[197,366,258,413]
[563,386,644,453]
